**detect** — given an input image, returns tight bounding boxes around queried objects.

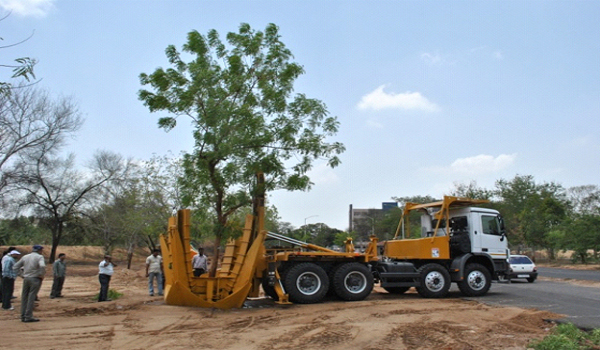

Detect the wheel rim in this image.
[344,271,367,294]
[466,270,486,291]
[296,271,321,295]
[424,271,446,292]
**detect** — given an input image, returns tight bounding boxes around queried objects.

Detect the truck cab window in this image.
[481,215,501,235]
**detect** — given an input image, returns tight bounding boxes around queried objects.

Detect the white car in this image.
[508,255,538,283]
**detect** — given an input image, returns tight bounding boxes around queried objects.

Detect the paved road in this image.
[464,267,600,329]
[537,267,600,281]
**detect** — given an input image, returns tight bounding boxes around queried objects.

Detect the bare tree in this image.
[12,150,129,262]
[0,85,82,198]
[84,154,182,268]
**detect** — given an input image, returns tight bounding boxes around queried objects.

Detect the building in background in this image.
[348,202,398,236]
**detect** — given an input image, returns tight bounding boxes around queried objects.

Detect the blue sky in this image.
[2,0,599,231]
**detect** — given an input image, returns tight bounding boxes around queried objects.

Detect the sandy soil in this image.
[0,246,562,350]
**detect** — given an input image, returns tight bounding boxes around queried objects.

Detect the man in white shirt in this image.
[191,247,208,277]
[98,255,116,302]
[13,245,46,322]
[145,249,163,296]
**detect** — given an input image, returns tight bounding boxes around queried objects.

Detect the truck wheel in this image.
[383,287,410,294]
[261,273,279,301]
[527,276,536,283]
[283,263,329,304]
[332,263,374,301]
[415,263,451,298]
[326,264,341,296]
[457,263,491,297]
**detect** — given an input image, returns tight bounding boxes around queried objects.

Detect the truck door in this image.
[472,214,508,259]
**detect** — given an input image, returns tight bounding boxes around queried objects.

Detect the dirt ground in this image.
[0,246,565,350]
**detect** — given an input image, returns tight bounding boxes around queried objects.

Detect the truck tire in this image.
[261,273,279,301]
[383,287,410,294]
[457,263,491,297]
[415,263,451,298]
[527,276,536,283]
[283,263,329,304]
[332,263,374,301]
[326,264,341,296]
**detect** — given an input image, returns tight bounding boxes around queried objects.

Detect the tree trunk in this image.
[209,234,220,277]
[50,223,63,263]
[126,242,135,269]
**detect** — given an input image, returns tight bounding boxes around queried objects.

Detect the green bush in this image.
[94,289,123,301]
[530,323,597,350]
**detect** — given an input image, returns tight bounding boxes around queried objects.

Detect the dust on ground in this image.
[0,246,562,350]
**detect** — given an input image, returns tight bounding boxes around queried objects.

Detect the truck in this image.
[160,173,510,309]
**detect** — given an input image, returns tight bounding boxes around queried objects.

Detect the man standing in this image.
[13,245,46,322]
[0,246,17,301]
[145,249,163,296]
[98,255,116,302]
[191,247,208,277]
[2,250,20,310]
[50,253,67,299]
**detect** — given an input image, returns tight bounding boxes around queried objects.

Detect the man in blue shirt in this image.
[50,253,67,298]
[2,250,20,310]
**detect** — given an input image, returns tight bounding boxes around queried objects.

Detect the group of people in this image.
[143,246,207,296]
[0,244,209,322]
[1,245,64,322]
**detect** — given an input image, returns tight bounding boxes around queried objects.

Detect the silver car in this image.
[508,255,538,283]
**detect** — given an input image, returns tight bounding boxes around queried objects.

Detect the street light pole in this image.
[304,215,319,240]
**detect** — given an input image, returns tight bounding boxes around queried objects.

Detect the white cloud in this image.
[421,52,443,65]
[308,162,339,185]
[357,85,439,112]
[366,119,383,129]
[493,50,504,60]
[448,154,517,175]
[0,0,54,17]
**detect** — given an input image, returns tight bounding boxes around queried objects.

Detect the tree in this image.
[139,23,344,275]
[495,175,568,258]
[449,180,493,200]
[0,85,82,199]
[84,155,180,268]
[12,151,128,262]
[558,215,600,263]
[0,16,37,95]
[494,175,539,246]
[567,185,600,215]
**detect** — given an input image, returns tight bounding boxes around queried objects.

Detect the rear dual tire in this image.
[284,263,329,304]
[283,262,373,304]
[332,263,373,301]
[457,263,492,297]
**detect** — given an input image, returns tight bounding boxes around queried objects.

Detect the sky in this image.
[2,0,599,231]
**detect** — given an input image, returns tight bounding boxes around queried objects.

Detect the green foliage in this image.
[334,230,356,247]
[529,323,592,350]
[139,23,345,246]
[0,216,50,245]
[94,289,123,301]
[494,175,569,255]
[450,180,493,200]
[559,215,600,263]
